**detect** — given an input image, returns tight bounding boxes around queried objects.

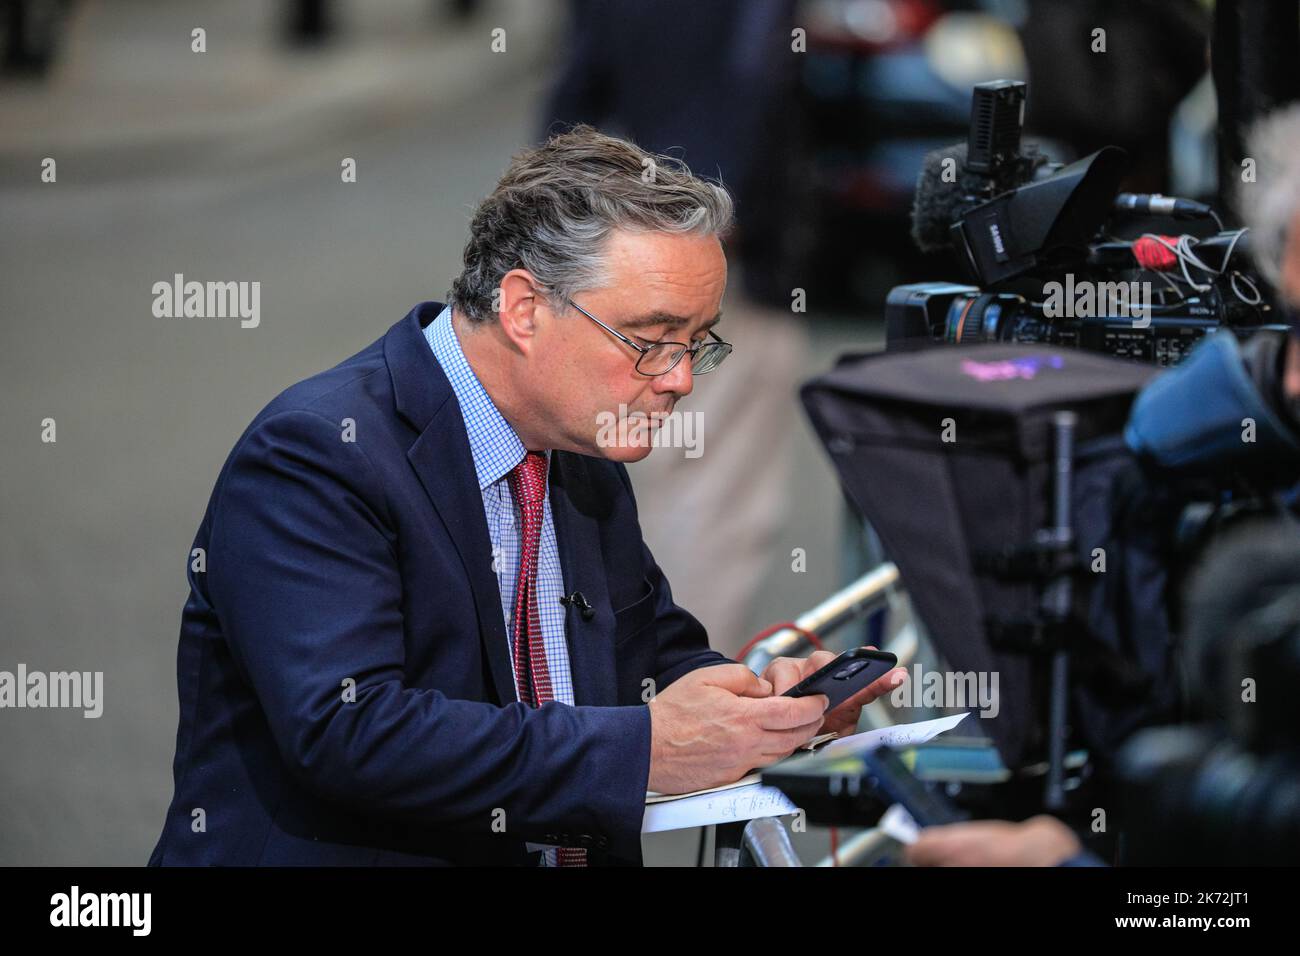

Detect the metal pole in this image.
[1044,411,1076,811]
[742,562,901,674]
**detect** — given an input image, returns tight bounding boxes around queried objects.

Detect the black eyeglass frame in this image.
[555,295,733,377]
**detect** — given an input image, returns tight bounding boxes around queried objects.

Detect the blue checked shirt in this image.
[424,304,575,865]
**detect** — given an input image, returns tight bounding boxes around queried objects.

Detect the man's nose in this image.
[653,353,694,398]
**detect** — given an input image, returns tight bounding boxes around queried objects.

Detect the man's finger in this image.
[755,718,826,762]
[763,657,805,696]
[695,663,771,698]
[805,650,837,670]
[748,693,828,730]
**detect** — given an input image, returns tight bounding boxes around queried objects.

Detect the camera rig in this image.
[891,80,1284,365]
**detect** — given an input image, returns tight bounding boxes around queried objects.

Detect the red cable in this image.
[1132,235,1179,271]
[734,621,824,663]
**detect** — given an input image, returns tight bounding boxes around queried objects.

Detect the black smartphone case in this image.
[783,648,897,712]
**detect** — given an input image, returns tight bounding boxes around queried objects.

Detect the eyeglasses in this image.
[558,296,733,377]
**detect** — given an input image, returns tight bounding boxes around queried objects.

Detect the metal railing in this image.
[713,562,919,866]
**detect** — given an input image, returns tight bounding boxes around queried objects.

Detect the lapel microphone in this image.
[560,591,595,621]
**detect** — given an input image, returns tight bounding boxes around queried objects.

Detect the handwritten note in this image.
[817,711,970,757]
[642,781,798,833]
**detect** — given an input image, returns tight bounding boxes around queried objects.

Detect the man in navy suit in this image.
[149,125,904,866]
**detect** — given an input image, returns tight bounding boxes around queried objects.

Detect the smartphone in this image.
[781,647,898,713]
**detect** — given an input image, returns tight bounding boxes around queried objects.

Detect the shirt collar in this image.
[424,304,546,490]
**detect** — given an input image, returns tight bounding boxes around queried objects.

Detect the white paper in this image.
[817,711,971,757]
[641,782,798,833]
[640,713,971,834]
[645,772,762,805]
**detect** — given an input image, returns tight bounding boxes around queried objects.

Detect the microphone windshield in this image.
[910,143,973,253]
[910,142,1049,254]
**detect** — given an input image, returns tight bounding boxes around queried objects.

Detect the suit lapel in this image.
[407,407,518,707]
[548,454,617,707]
[387,304,516,706]
[385,303,618,708]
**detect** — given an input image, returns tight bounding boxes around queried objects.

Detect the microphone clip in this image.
[561,591,596,622]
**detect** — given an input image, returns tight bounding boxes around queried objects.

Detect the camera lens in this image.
[833,660,869,680]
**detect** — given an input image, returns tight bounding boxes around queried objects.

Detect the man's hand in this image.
[646,664,827,795]
[760,648,907,739]
[903,816,1082,867]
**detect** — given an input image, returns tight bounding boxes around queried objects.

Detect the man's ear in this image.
[496,269,544,355]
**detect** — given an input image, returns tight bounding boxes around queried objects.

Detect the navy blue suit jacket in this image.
[149,301,733,866]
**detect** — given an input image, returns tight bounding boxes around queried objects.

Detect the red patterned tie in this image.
[506,451,588,867]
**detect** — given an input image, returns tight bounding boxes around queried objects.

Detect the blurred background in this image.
[0,0,1214,865]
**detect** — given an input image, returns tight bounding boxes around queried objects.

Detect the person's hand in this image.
[903,815,1082,867]
[646,664,827,794]
[760,649,907,739]
[1284,332,1300,401]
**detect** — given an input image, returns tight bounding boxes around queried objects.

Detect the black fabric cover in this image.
[801,344,1159,768]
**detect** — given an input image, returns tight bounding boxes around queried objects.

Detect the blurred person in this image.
[540,0,810,658]
[1020,0,1208,193]
[1,0,75,75]
[1238,102,1300,370]
[282,0,480,45]
[148,126,904,868]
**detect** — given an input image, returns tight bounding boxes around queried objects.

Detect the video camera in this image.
[888,80,1282,365]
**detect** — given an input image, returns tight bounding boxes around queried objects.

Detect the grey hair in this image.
[1237,104,1300,290]
[447,124,734,324]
